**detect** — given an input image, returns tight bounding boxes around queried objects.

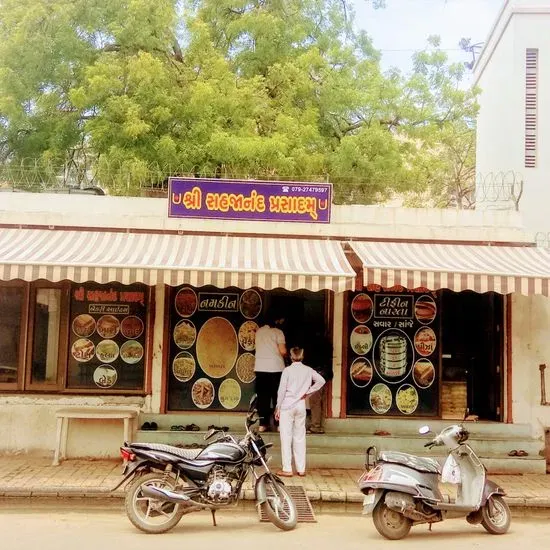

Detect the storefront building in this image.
[1,183,550,472]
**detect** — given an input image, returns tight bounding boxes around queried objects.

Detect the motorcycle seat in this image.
[378,451,441,474]
[131,442,203,460]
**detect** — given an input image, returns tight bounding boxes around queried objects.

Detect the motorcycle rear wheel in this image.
[125,472,186,534]
[480,495,511,535]
[372,501,412,540]
[260,478,297,531]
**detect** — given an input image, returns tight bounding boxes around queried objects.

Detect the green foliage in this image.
[0,0,477,204]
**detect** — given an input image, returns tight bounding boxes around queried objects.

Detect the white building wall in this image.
[0,395,146,458]
[0,192,530,243]
[475,14,522,203]
[511,295,550,431]
[476,4,550,234]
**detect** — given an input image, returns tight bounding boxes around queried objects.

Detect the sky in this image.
[351,0,504,78]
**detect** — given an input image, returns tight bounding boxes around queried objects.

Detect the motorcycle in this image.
[358,423,511,540]
[112,395,297,533]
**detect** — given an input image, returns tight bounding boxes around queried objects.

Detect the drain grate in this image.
[259,485,316,523]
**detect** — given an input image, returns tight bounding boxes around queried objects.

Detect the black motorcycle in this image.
[112,396,297,533]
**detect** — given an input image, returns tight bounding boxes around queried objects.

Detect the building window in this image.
[0,285,25,387]
[30,288,63,385]
[525,48,538,168]
[0,281,149,394]
[66,282,149,391]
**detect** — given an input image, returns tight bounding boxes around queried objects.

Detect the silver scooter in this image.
[358,424,511,540]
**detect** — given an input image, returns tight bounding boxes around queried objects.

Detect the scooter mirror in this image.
[418,425,430,435]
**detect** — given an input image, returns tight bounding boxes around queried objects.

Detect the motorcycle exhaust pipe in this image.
[141,485,192,504]
[140,485,209,509]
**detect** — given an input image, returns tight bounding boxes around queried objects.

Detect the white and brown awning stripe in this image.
[350,241,550,296]
[0,228,355,292]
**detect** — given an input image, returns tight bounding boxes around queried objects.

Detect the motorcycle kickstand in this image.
[211,509,217,527]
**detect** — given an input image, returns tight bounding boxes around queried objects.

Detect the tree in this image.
[0,0,477,204]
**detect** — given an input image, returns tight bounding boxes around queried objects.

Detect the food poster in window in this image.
[346,288,440,416]
[167,285,263,411]
[67,283,148,390]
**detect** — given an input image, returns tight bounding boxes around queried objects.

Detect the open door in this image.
[441,290,503,421]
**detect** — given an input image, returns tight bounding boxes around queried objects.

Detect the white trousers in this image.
[279,401,307,473]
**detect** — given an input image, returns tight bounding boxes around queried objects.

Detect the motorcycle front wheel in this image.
[480,495,511,535]
[125,472,186,534]
[372,501,412,540]
[260,477,297,531]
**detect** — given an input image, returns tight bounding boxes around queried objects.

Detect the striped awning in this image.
[0,228,355,292]
[350,241,550,296]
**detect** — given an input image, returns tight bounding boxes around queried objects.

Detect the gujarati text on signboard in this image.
[168,178,332,223]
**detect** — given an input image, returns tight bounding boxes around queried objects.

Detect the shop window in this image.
[0,281,149,394]
[0,285,25,387]
[166,285,328,412]
[345,288,440,417]
[66,282,148,392]
[30,288,62,384]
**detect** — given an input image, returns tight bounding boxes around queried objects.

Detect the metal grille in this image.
[525,48,538,168]
[259,485,316,523]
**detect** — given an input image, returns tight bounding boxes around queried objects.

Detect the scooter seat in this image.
[130,442,203,460]
[378,451,441,474]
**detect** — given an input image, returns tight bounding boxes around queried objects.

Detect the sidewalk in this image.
[0,456,549,507]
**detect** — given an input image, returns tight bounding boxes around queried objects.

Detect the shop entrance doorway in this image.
[441,291,504,421]
[264,289,330,359]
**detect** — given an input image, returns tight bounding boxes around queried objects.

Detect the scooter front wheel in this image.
[372,500,412,540]
[480,495,511,535]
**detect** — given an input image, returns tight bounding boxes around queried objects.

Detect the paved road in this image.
[1,500,550,550]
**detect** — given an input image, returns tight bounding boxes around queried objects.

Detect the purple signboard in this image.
[168,178,332,223]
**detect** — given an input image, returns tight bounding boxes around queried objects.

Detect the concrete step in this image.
[323,418,536,438]
[133,429,546,475]
[135,414,545,474]
[138,414,537,438]
[135,425,544,457]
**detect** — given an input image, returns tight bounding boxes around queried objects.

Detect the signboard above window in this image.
[168,178,332,223]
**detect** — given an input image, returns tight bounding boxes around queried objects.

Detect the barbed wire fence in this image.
[0,158,334,195]
[474,171,524,211]
[0,159,525,213]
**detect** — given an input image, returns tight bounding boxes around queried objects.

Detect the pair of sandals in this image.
[508,449,529,456]
[170,423,200,432]
[141,422,158,431]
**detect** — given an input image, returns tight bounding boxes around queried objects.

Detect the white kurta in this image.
[276,362,325,473]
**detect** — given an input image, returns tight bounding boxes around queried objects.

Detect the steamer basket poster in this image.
[347,289,440,416]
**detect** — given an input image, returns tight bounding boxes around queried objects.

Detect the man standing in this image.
[254,310,287,432]
[275,347,325,477]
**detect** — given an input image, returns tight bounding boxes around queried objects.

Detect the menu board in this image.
[167,285,263,412]
[346,289,440,416]
[67,283,148,390]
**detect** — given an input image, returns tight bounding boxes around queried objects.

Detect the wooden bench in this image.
[52,407,138,466]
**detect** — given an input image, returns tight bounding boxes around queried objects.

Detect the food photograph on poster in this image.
[347,290,440,417]
[67,283,148,390]
[167,285,263,412]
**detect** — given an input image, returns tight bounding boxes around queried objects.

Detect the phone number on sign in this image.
[290,186,328,193]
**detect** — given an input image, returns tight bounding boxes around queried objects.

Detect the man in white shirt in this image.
[254,312,287,432]
[275,347,325,477]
